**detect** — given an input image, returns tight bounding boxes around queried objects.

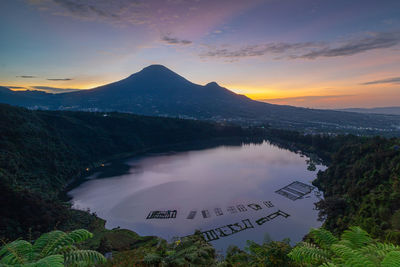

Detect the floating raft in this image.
[275,181,314,201]
[146,210,177,219]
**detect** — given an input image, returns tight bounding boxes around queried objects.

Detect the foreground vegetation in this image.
[290,227,400,266]
[0,229,105,266]
[4,226,398,266]
[2,104,400,265]
[101,226,400,266]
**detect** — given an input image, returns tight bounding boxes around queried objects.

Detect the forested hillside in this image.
[0,104,254,241]
[314,137,400,243]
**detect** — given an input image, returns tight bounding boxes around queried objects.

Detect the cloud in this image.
[51,0,122,19]
[201,31,400,60]
[27,0,255,38]
[6,86,28,89]
[28,0,156,25]
[361,77,400,85]
[3,85,81,93]
[27,0,206,26]
[31,86,81,93]
[201,42,321,59]
[16,75,36,78]
[161,36,192,45]
[47,78,73,81]
[297,32,400,59]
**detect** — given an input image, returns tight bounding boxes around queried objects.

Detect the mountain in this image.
[0,86,53,108]
[1,65,400,134]
[56,65,260,117]
[339,107,400,116]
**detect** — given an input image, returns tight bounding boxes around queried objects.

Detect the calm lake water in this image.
[69,141,325,252]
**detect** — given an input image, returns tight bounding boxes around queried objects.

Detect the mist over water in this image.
[69,141,325,252]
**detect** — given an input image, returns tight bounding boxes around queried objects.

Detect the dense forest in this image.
[0,104,260,242]
[313,137,400,242]
[265,131,400,243]
[2,103,400,266]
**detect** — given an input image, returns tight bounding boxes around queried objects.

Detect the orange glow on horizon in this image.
[7,74,400,109]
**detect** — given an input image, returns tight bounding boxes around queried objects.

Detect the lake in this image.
[69,141,325,252]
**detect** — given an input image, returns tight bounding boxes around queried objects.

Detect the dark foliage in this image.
[313,137,400,242]
[0,104,253,241]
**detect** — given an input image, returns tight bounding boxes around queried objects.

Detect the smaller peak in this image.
[206,81,220,87]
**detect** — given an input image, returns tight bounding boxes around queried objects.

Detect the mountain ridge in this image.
[338,106,400,116]
[1,65,400,134]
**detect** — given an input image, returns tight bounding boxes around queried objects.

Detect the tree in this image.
[0,229,106,266]
[289,226,400,266]
[142,231,217,266]
[223,237,297,267]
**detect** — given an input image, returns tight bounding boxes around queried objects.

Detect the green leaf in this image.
[0,240,32,265]
[310,228,339,249]
[288,242,330,264]
[382,251,400,267]
[340,227,372,249]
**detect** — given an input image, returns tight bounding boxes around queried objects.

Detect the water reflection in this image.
[69,141,325,252]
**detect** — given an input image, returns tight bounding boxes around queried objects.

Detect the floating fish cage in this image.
[275,181,314,201]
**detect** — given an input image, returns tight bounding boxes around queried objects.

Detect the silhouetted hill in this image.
[0,86,53,108]
[1,65,400,134]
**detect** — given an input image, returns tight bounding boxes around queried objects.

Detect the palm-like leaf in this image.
[381,251,400,267]
[33,229,92,257]
[64,250,106,266]
[288,242,330,264]
[290,227,400,267]
[340,227,372,250]
[0,240,33,265]
[31,255,64,267]
[0,229,105,267]
[309,228,339,249]
[331,244,375,267]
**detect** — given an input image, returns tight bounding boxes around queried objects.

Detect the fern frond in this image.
[340,227,372,249]
[310,228,339,249]
[381,251,400,267]
[359,242,400,261]
[375,242,400,256]
[0,240,32,265]
[331,244,375,267]
[64,250,106,266]
[288,242,330,264]
[66,229,93,244]
[359,243,378,255]
[32,254,64,267]
[33,229,92,257]
[33,231,68,257]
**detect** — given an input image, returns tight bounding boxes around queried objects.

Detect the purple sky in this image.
[1,0,400,108]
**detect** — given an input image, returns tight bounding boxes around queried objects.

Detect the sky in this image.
[1,0,400,108]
